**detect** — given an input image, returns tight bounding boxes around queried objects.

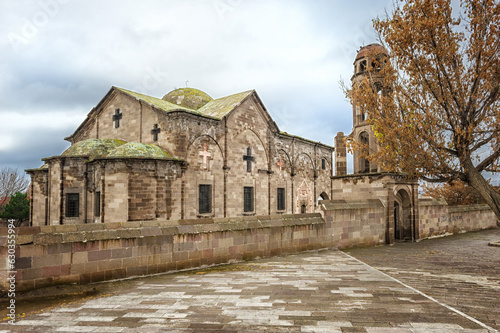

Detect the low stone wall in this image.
[0,214,332,293]
[321,199,386,249]
[419,198,497,238]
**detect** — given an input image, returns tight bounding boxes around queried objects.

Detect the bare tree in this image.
[0,167,29,208]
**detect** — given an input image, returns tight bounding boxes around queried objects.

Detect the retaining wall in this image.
[321,199,386,249]
[0,214,332,293]
[419,198,497,238]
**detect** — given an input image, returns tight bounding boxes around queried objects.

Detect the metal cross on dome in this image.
[243,147,254,173]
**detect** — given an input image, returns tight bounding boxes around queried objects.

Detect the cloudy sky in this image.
[1,0,393,174]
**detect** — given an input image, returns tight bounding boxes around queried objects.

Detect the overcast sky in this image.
[0,0,398,177]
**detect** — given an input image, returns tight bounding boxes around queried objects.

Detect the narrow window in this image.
[321,158,326,170]
[244,187,254,212]
[199,185,212,214]
[65,193,79,217]
[277,188,285,211]
[94,191,101,217]
[301,204,307,214]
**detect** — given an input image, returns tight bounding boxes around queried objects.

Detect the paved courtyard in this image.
[1,228,499,333]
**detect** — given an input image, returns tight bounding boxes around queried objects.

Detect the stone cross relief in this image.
[113,109,122,128]
[151,124,161,141]
[243,147,255,173]
[199,143,211,170]
[276,156,285,173]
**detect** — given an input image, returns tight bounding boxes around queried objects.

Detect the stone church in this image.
[27,86,334,225]
[26,43,419,246]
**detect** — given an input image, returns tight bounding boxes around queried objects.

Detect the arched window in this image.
[359,132,370,173]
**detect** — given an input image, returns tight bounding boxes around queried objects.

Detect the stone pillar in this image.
[334,132,347,176]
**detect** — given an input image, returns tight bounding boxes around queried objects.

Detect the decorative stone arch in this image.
[393,186,414,241]
[234,128,269,167]
[186,135,224,160]
[186,135,224,171]
[275,149,292,175]
[293,152,315,177]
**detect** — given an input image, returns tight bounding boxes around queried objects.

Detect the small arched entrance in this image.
[317,192,329,205]
[394,189,413,241]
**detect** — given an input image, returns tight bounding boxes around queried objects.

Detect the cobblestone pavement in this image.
[346,228,500,332]
[1,230,499,333]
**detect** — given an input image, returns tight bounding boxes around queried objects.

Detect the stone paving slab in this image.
[346,228,500,333]
[1,244,497,333]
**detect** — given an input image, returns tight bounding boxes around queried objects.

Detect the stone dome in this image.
[162,88,213,110]
[355,43,388,60]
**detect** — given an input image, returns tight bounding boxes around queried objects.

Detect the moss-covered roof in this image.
[116,87,253,120]
[162,88,213,110]
[106,142,173,159]
[62,139,126,160]
[197,90,254,118]
[61,139,176,161]
[117,88,194,113]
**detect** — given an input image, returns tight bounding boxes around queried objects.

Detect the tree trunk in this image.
[463,157,500,226]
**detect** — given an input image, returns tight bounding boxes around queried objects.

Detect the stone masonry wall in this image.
[0,214,332,293]
[419,198,497,238]
[321,199,386,249]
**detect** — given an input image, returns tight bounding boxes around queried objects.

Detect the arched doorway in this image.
[394,189,413,241]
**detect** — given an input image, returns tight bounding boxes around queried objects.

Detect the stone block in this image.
[88,249,112,262]
[32,254,63,268]
[111,247,132,259]
[73,241,100,252]
[34,233,64,245]
[20,244,46,258]
[116,228,141,239]
[76,224,105,232]
[62,232,87,243]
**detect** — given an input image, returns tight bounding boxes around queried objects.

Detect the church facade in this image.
[27,87,334,225]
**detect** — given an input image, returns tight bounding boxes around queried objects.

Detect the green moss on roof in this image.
[62,139,126,160]
[163,88,213,110]
[107,142,172,159]
[115,87,253,120]
[197,90,253,118]
[117,87,195,113]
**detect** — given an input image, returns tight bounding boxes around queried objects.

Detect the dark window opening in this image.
[244,187,254,212]
[301,204,307,214]
[199,185,212,214]
[94,192,100,217]
[321,158,326,170]
[360,60,366,72]
[277,188,285,211]
[65,193,79,218]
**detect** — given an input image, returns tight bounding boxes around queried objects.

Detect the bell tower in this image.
[350,43,388,174]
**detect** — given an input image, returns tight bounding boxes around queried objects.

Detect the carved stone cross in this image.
[276,156,284,172]
[113,109,122,128]
[242,147,254,173]
[151,124,161,141]
[199,143,211,170]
